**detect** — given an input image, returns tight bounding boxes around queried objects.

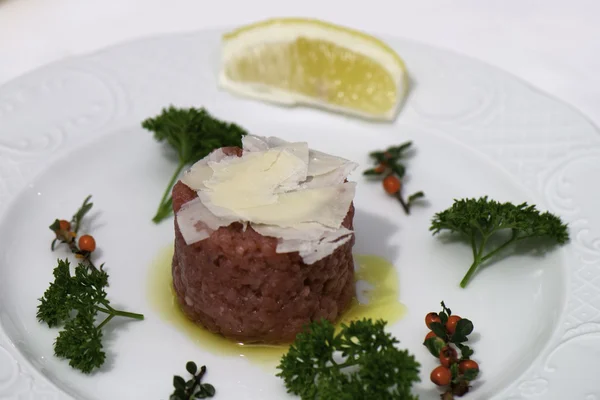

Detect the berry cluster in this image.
[423,302,479,399]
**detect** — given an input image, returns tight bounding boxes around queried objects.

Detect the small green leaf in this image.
[407,191,425,204]
[450,362,459,380]
[439,311,449,325]
[186,361,197,375]
[173,375,186,390]
[201,383,216,397]
[389,142,412,155]
[363,168,381,176]
[451,319,474,343]
[458,344,474,359]
[49,219,61,232]
[368,151,385,160]
[441,301,452,316]
[424,337,445,357]
[463,367,479,381]
[390,163,406,178]
[429,321,446,338]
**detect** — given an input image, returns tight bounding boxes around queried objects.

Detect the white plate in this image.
[0,29,599,400]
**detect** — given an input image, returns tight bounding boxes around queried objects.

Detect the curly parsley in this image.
[277,318,420,399]
[430,196,569,288]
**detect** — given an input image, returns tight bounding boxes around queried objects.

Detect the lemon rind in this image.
[218,74,406,121]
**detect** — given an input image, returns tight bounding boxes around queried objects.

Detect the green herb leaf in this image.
[463,368,479,381]
[185,361,197,375]
[407,191,425,205]
[49,219,61,232]
[424,337,445,358]
[429,321,447,339]
[363,168,381,176]
[142,106,248,224]
[277,318,420,400]
[459,344,474,359]
[388,141,412,155]
[170,362,215,399]
[37,259,73,327]
[452,319,474,343]
[201,384,216,397]
[441,301,452,316]
[54,309,105,374]
[439,311,449,325]
[430,196,570,287]
[174,376,186,390]
[450,363,459,381]
[41,261,143,373]
[71,195,93,234]
[390,163,406,178]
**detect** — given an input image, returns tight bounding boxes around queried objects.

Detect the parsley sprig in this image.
[142,106,248,224]
[277,318,420,399]
[38,197,144,373]
[430,196,569,287]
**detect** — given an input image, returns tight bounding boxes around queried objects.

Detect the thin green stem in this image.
[97,301,144,320]
[479,230,519,263]
[153,160,186,223]
[460,233,489,288]
[97,314,115,330]
[109,309,144,320]
[460,259,481,289]
[461,230,522,288]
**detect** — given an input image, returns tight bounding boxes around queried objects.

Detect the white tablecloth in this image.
[2,0,599,125]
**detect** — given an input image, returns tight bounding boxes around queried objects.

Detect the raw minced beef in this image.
[170,147,356,343]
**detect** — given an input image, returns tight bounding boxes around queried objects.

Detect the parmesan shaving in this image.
[176,134,358,263]
[175,197,239,245]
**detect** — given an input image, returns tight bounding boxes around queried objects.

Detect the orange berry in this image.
[59,220,71,231]
[374,163,386,173]
[459,359,479,375]
[425,312,441,329]
[78,235,96,252]
[430,365,451,386]
[425,331,437,341]
[383,175,401,194]
[446,315,462,335]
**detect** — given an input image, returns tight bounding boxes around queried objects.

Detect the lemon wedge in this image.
[219,18,408,121]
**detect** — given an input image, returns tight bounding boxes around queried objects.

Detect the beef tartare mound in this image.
[171,136,358,343]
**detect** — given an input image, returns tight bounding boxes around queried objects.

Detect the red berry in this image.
[425,312,441,329]
[459,359,479,375]
[383,175,401,194]
[58,220,71,231]
[78,235,96,252]
[439,346,458,368]
[430,365,451,386]
[446,315,462,335]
